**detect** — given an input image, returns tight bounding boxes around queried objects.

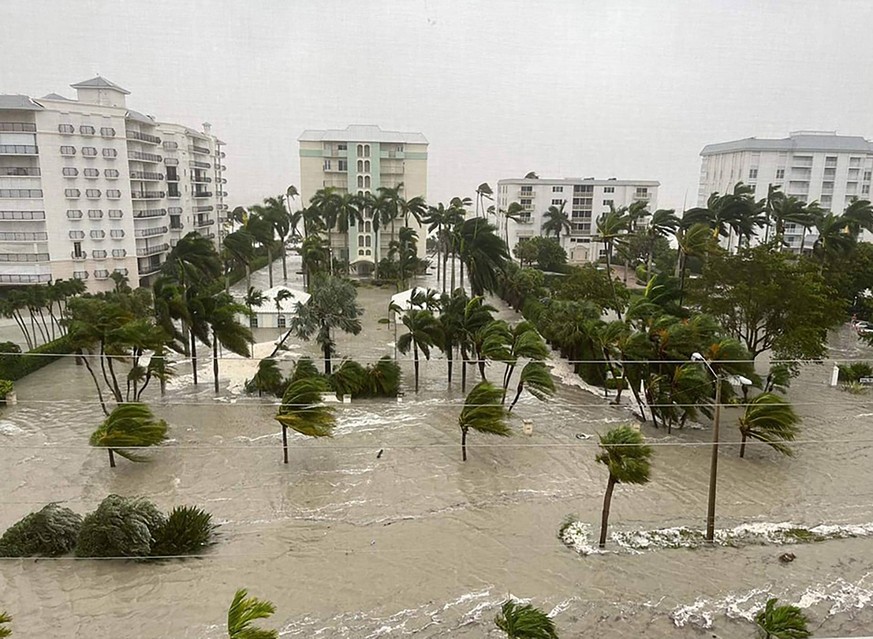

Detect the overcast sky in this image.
[3,0,872,212]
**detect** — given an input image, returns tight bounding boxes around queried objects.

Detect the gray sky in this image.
[4,0,873,212]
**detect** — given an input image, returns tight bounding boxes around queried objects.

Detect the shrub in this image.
[75,495,166,558]
[0,334,75,381]
[0,503,82,557]
[0,379,12,402]
[245,358,286,397]
[363,356,401,397]
[329,359,368,398]
[288,357,322,384]
[838,361,873,383]
[151,506,215,556]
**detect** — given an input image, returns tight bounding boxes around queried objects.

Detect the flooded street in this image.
[2,256,873,637]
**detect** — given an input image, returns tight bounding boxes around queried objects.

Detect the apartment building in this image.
[698,131,873,250]
[298,125,428,276]
[0,76,226,290]
[496,176,659,262]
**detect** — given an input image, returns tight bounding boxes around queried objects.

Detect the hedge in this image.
[0,334,75,381]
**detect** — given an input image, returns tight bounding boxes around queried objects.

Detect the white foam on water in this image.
[0,421,25,436]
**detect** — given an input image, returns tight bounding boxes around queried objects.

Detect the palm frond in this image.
[460,381,511,436]
[228,588,278,639]
[739,393,800,457]
[754,598,811,639]
[494,600,559,639]
[275,377,335,438]
[595,426,652,485]
[89,403,168,463]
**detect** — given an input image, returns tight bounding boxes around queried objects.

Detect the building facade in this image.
[496,176,659,262]
[0,76,226,291]
[698,131,873,250]
[298,125,428,276]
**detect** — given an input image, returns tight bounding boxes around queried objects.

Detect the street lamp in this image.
[691,352,751,543]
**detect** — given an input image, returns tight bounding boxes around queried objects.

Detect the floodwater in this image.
[2,255,873,638]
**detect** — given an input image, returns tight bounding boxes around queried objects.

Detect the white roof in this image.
[71,76,130,94]
[299,124,428,144]
[255,286,310,314]
[390,287,439,315]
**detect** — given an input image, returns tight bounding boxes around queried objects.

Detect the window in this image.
[72,241,83,258]
[69,230,85,239]
[249,316,258,328]
[113,268,129,276]
[90,230,105,239]
[66,209,83,219]
[338,159,348,171]
[58,124,74,134]
[850,157,862,167]
[551,198,563,206]
[572,197,592,207]
[603,186,614,193]
[364,160,370,172]
[357,159,363,172]
[552,186,563,192]
[104,169,119,178]
[80,125,95,135]
[107,189,121,199]
[357,144,363,157]
[749,168,758,179]
[60,146,76,155]
[337,143,347,151]
[168,184,180,198]
[81,168,98,178]
[62,167,78,177]
[603,199,614,206]
[357,175,364,188]
[82,147,97,157]
[85,189,101,198]
[108,209,123,219]
[65,188,80,198]
[364,144,370,158]
[94,269,110,279]
[88,209,103,219]
[364,175,371,188]
[825,156,838,167]
[111,249,126,257]
[92,250,107,259]
[102,148,117,158]
[100,127,116,137]
[278,315,287,329]
[776,168,785,179]
[110,229,124,238]
[863,185,871,195]
[574,184,593,194]
[864,171,872,182]
[73,270,89,280]
[323,159,331,170]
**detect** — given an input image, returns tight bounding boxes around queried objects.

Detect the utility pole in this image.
[705,375,721,543]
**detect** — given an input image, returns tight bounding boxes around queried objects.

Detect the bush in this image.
[329,359,368,398]
[0,503,82,557]
[838,361,873,383]
[151,506,216,556]
[75,495,166,558]
[0,334,75,381]
[0,379,12,402]
[363,356,401,397]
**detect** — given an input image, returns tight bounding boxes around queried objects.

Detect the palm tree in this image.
[444,201,466,292]
[541,201,571,240]
[89,402,168,468]
[246,208,278,288]
[458,381,510,461]
[494,600,559,639]
[595,205,631,278]
[0,611,10,638]
[644,209,680,275]
[754,598,810,639]
[502,201,525,248]
[425,203,450,290]
[247,358,284,397]
[227,588,278,639]
[675,222,712,306]
[438,289,466,388]
[507,361,555,412]
[595,425,652,548]
[812,212,856,269]
[162,231,222,289]
[309,187,340,273]
[457,217,510,296]
[205,293,252,393]
[475,182,493,218]
[333,191,362,269]
[737,393,800,458]
[223,228,256,292]
[275,377,335,464]
[842,198,873,236]
[499,320,549,399]
[392,307,443,392]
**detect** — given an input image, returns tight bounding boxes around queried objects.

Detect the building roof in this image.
[298,124,428,144]
[126,109,156,125]
[701,131,873,156]
[497,177,660,186]
[40,92,75,101]
[252,286,311,314]
[70,76,130,95]
[0,95,43,111]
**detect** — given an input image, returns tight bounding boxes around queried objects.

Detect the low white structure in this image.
[389,286,439,316]
[241,285,310,329]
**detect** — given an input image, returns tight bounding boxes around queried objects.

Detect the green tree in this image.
[458,381,510,461]
[541,201,571,239]
[162,231,222,289]
[737,393,800,458]
[275,377,335,464]
[494,600,559,639]
[245,358,285,397]
[89,402,168,468]
[0,503,81,557]
[595,426,652,548]
[512,236,566,271]
[754,598,811,639]
[457,217,510,296]
[223,227,256,292]
[499,320,549,398]
[507,361,555,412]
[553,264,628,314]
[204,292,253,393]
[75,495,165,557]
[392,307,443,392]
[228,588,278,639]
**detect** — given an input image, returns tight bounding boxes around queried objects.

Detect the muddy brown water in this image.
[1,256,872,638]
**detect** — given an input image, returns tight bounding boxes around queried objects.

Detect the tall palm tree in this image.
[163,231,223,288]
[89,402,168,468]
[204,292,252,393]
[541,201,571,240]
[812,212,856,269]
[595,205,631,279]
[332,191,362,267]
[425,203,450,290]
[457,217,509,296]
[644,208,680,275]
[223,229,255,292]
[675,222,712,306]
[438,289,467,388]
[595,425,652,548]
[494,600,559,639]
[309,187,341,273]
[502,201,525,249]
[246,208,278,288]
[275,377,335,464]
[499,320,548,398]
[754,598,811,639]
[475,182,493,218]
[507,361,555,412]
[391,307,443,392]
[458,381,510,461]
[227,588,278,639]
[737,393,800,458]
[444,201,467,292]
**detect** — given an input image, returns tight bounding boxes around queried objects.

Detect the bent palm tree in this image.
[89,403,168,468]
[754,598,810,639]
[458,381,511,461]
[275,377,335,464]
[507,361,555,412]
[737,393,800,458]
[227,588,278,639]
[595,426,652,548]
[495,600,559,639]
[392,307,443,392]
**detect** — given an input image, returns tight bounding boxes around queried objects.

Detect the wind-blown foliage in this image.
[737,393,800,458]
[754,598,811,639]
[507,361,555,412]
[275,376,335,463]
[364,356,402,397]
[227,588,278,639]
[458,381,511,461]
[0,611,10,638]
[595,426,652,548]
[0,503,82,557]
[151,506,216,556]
[89,402,168,468]
[75,495,166,558]
[329,358,368,398]
[245,358,286,397]
[494,600,560,639]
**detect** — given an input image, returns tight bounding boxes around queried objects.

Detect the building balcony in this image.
[0,167,40,177]
[135,226,168,238]
[516,215,533,224]
[214,164,226,171]
[137,262,163,277]
[380,150,404,159]
[136,243,169,257]
[0,123,36,132]
[133,208,167,219]
[194,217,215,228]
[130,171,164,181]
[71,251,87,261]
[198,230,216,240]
[127,131,161,145]
[128,151,162,163]
[164,157,179,166]
[191,175,212,183]
[193,191,212,198]
[190,161,210,169]
[193,205,213,212]
[131,191,166,200]
[166,174,180,182]
[0,273,51,284]
[190,145,210,155]
[0,210,45,221]
[0,145,38,155]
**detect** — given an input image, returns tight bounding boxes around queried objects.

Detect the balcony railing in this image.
[517,215,533,224]
[193,205,213,212]
[191,175,212,183]
[214,164,226,171]
[133,208,167,219]
[128,151,162,163]
[0,145,38,155]
[195,218,215,227]
[0,167,40,177]
[166,174,180,182]
[127,130,162,145]
[135,226,168,238]
[193,191,212,198]
[131,191,166,200]
[0,273,51,283]
[130,171,164,181]
[190,145,210,155]
[0,210,45,221]
[190,161,210,169]
[136,243,169,257]
[0,123,36,132]
[137,260,164,276]
[0,231,47,241]
[71,251,87,261]
[164,158,179,166]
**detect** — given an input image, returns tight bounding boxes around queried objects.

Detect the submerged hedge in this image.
[0,334,75,381]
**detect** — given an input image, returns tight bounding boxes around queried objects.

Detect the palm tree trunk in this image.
[413,344,420,392]
[245,263,251,295]
[213,331,219,394]
[598,475,617,548]
[461,426,468,462]
[435,239,441,287]
[446,347,453,389]
[282,425,289,464]
[739,432,747,458]
[508,382,523,412]
[605,248,622,320]
[450,252,456,292]
[267,248,274,288]
[108,448,116,468]
[678,252,688,308]
[191,332,198,385]
[80,351,110,416]
[282,238,289,281]
[323,341,332,375]
[502,363,516,402]
[461,348,468,393]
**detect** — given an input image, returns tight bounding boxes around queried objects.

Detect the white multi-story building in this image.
[698,131,873,250]
[496,176,660,262]
[298,125,428,276]
[0,76,227,290]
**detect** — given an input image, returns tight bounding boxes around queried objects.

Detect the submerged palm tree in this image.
[754,598,810,639]
[595,426,652,548]
[275,377,335,464]
[458,381,511,461]
[391,306,443,392]
[507,361,555,412]
[227,588,278,639]
[737,393,800,458]
[89,403,168,468]
[494,600,559,639]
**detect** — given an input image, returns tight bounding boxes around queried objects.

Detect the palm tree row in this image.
[0,278,87,349]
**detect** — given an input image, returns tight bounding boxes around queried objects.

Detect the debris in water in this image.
[575,433,591,440]
[376,449,384,459]
[779,552,796,563]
